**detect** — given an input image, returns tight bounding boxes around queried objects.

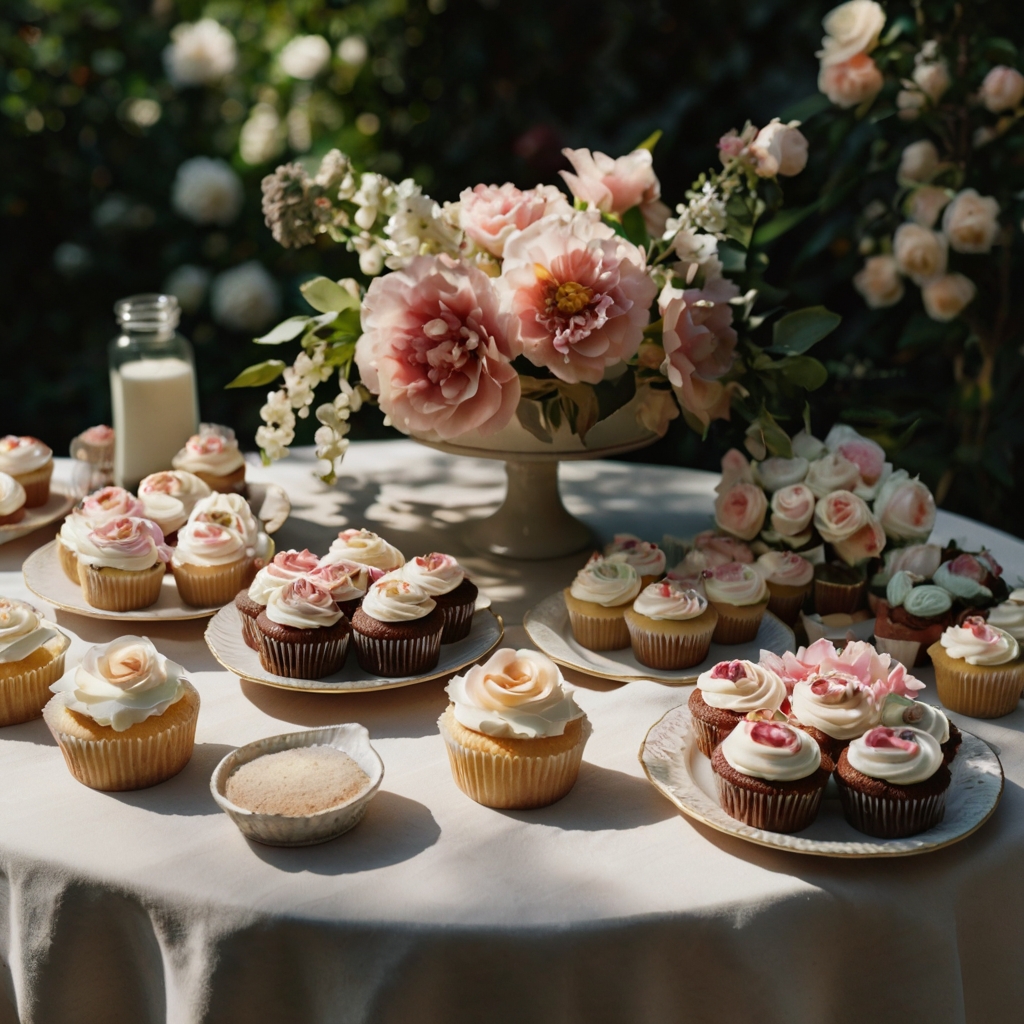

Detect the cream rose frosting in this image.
[247,549,321,604]
[324,529,405,571]
[303,562,370,604]
[172,521,247,567]
[189,492,259,548]
[703,563,769,606]
[847,726,943,785]
[939,617,1019,666]
[632,580,707,621]
[721,720,822,782]
[77,517,171,571]
[756,551,813,588]
[0,599,59,664]
[987,590,1024,642]
[603,534,667,576]
[49,636,186,732]
[569,558,641,607]
[770,483,816,537]
[397,553,465,596]
[0,474,26,516]
[804,452,860,498]
[697,659,787,712]
[360,577,436,622]
[0,436,52,474]
[446,647,585,739]
[138,471,212,532]
[171,425,245,476]
[791,675,880,740]
[880,693,950,745]
[264,579,343,630]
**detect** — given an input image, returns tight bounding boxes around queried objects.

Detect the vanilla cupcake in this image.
[0,436,53,507]
[702,562,770,644]
[44,636,199,791]
[0,598,70,726]
[790,675,880,762]
[256,578,351,679]
[235,549,321,649]
[438,647,590,809]
[564,557,641,651]
[986,589,1024,642]
[137,470,212,537]
[351,577,443,676]
[171,521,254,608]
[755,551,813,625]
[171,424,246,493]
[189,491,268,560]
[928,616,1024,718]
[76,517,171,611]
[0,473,26,526]
[624,580,718,670]
[323,528,405,573]
[58,487,145,583]
[397,553,478,643]
[604,534,667,587]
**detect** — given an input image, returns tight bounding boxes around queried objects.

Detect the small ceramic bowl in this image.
[210,723,384,847]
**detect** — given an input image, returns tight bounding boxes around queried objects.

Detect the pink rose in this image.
[884,543,942,579]
[824,425,887,486]
[921,273,976,322]
[832,516,886,565]
[559,147,661,216]
[814,490,871,542]
[718,448,755,492]
[80,486,144,521]
[818,54,883,109]
[770,483,816,536]
[980,65,1024,114]
[356,255,521,441]
[458,183,571,258]
[749,120,809,178]
[873,470,936,542]
[714,482,768,541]
[693,530,754,563]
[268,548,320,580]
[804,451,861,497]
[90,516,172,563]
[497,210,656,384]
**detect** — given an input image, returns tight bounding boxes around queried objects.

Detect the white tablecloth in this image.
[1,442,1023,1024]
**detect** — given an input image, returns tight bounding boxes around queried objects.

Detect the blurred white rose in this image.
[980,65,1024,114]
[171,157,243,225]
[817,0,886,67]
[279,35,332,79]
[239,103,284,165]
[211,262,281,333]
[818,54,883,108]
[921,274,976,322]
[897,139,939,182]
[942,188,1000,254]
[164,265,210,313]
[338,36,368,67]
[853,255,904,308]
[749,120,809,177]
[913,61,950,103]
[896,90,927,120]
[906,186,951,228]
[893,223,947,285]
[163,19,236,88]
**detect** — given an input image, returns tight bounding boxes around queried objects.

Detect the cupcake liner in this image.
[566,608,630,651]
[931,661,1024,719]
[18,463,53,508]
[765,583,809,626]
[80,563,164,612]
[172,558,253,608]
[626,621,715,671]
[58,541,81,585]
[835,777,947,838]
[440,601,475,644]
[714,774,824,833]
[0,643,69,727]
[691,716,735,759]
[257,634,350,680]
[814,579,866,616]
[873,636,922,671]
[42,683,199,792]
[352,629,442,676]
[240,612,261,651]
[439,714,591,809]
[709,603,766,645]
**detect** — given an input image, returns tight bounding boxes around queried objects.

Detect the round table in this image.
[1,441,1022,1024]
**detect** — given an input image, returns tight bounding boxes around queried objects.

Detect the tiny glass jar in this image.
[109,294,199,490]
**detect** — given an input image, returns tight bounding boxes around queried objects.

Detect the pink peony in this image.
[356,255,521,441]
[497,210,656,384]
[458,183,571,258]
[559,147,661,216]
[714,482,768,541]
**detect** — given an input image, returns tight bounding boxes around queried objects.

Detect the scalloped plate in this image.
[0,481,81,547]
[639,703,1004,858]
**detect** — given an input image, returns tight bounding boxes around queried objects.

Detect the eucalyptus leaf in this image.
[254,316,310,345]
[300,277,362,314]
[769,306,841,355]
[224,359,286,389]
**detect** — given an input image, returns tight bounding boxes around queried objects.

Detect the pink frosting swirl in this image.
[692,531,754,563]
[267,549,320,580]
[304,562,369,603]
[770,483,815,537]
[399,553,465,596]
[80,517,170,569]
[265,578,343,630]
[172,521,246,567]
[702,562,768,606]
[80,425,114,444]
[78,487,144,523]
[756,551,813,587]
[632,580,707,621]
[604,534,667,575]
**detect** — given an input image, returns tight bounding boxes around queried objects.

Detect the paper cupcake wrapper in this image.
[58,541,81,585]
[714,774,824,833]
[440,601,475,644]
[439,714,591,809]
[80,564,164,612]
[352,629,442,676]
[691,716,736,759]
[42,684,199,792]
[836,778,947,838]
[18,463,53,508]
[766,589,807,626]
[813,579,866,616]
[172,558,254,608]
[932,662,1024,719]
[566,608,630,651]
[710,605,765,645]
[240,612,261,651]
[873,636,922,671]
[626,621,714,671]
[258,633,350,680]
[0,647,68,727]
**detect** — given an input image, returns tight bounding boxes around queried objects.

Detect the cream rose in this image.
[893,223,947,284]
[921,273,976,322]
[814,490,871,543]
[897,90,928,121]
[833,516,886,565]
[907,186,951,229]
[749,120,809,177]
[980,65,1024,114]
[714,482,768,541]
[853,255,904,308]
[754,457,809,492]
[913,60,950,103]
[804,451,861,497]
[897,140,940,183]
[819,54,883,108]
[942,189,1000,254]
[873,470,936,542]
[770,483,816,537]
[817,0,886,66]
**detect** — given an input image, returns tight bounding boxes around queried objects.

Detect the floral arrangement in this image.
[234,123,844,481]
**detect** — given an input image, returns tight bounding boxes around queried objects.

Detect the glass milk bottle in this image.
[109,294,199,490]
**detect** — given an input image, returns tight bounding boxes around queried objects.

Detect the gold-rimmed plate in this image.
[523,591,794,684]
[639,703,1004,858]
[204,602,504,693]
[0,480,82,547]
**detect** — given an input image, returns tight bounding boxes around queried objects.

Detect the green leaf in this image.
[559,384,600,440]
[717,240,747,273]
[515,399,552,443]
[254,316,310,345]
[300,277,362,314]
[620,205,649,247]
[636,129,663,152]
[769,306,841,355]
[746,408,793,459]
[779,355,828,391]
[224,359,286,389]
[752,199,822,247]
[593,370,637,423]
[779,93,832,123]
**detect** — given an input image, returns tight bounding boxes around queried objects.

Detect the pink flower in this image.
[497,210,656,384]
[749,120,809,177]
[559,147,661,216]
[832,516,886,565]
[89,516,172,563]
[818,53,883,109]
[824,425,887,486]
[718,448,755,492]
[770,483,816,536]
[873,470,936,542]
[267,548,320,580]
[714,482,768,541]
[458,183,571,258]
[693,530,754,563]
[981,65,1024,114]
[356,255,521,441]
[884,543,942,579]
[814,490,871,542]
[80,487,144,521]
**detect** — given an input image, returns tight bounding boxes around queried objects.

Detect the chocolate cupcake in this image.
[879,692,960,765]
[397,553,478,643]
[873,572,953,668]
[238,549,322,649]
[351,577,443,676]
[813,562,867,616]
[255,579,350,679]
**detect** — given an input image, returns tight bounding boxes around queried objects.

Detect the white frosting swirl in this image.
[697,660,787,712]
[360,577,436,622]
[756,551,814,587]
[49,636,186,732]
[569,558,641,607]
[397,553,465,596]
[632,580,708,621]
[138,471,212,532]
[804,451,861,498]
[721,720,822,781]
[0,599,58,664]
[247,565,289,605]
[446,647,585,739]
[0,436,52,474]
[76,517,170,571]
[264,579,343,629]
[603,534,667,576]
[303,562,368,604]
[879,694,950,745]
[791,675,880,740]
[189,492,259,548]
[246,550,320,604]
[847,726,944,785]
[325,529,405,571]
[939,617,1019,666]
[171,425,245,476]
[986,591,1024,642]
[0,474,26,516]
[173,521,247,567]
[703,563,769,606]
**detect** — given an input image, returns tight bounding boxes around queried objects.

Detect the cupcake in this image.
[867,543,943,613]
[188,491,269,562]
[711,717,831,833]
[755,551,813,625]
[688,659,787,757]
[44,635,199,791]
[813,562,867,616]
[0,436,53,507]
[255,579,351,679]
[397,553,478,643]
[928,617,1024,718]
[702,563,770,644]
[172,521,254,608]
[76,517,172,611]
[0,598,70,726]
[0,473,26,526]
[835,726,950,838]
[171,424,246,493]
[624,580,718,670]
[438,647,590,809]
[351,577,444,676]
[987,588,1024,642]
[69,424,115,489]
[305,558,380,619]
[879,692,961,765]
[563,558,641,651]
[323,528,405,573]
[137,470,212,538]
[236,549,321,649]
[603,534,667,587]
[58,487,145,584]
[790,674,880,763]
[934,552,1005,612]
[873,572,953,668]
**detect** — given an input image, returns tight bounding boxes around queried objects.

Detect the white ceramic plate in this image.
[639,703,1004,858]
[523,591,795,684]
[0,482,80,547]
[205,602,505,693]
